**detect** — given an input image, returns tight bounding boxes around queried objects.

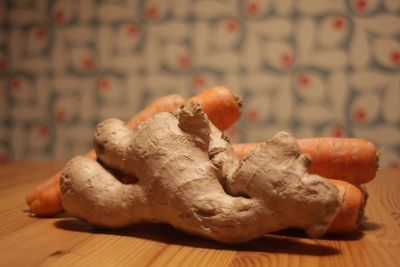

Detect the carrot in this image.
[233,143,258,160]
[232,138,378,185]
[328,179,366,234]
[25,170,64,216]
[126,94,186,129]
[298,138,377,184]
[188,85,241,131]
[26,86,242,216]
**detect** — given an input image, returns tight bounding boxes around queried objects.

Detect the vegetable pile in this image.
[25,86,378,243]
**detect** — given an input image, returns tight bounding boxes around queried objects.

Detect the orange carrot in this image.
[26,86,242,216]
[328,179,366,234]
[26,170,64,216]
[232,138,378,185]
[126,94,186,129]
[233,143,258,159]
[189,85,241,131]
[298,138,377,185]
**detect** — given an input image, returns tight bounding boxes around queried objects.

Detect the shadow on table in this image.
[55,219,340,256]
[360,216,383,232]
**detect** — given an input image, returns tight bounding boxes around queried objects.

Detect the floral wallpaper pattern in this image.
[0,0,399,168]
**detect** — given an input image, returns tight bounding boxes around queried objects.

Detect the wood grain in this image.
[0,162,399,267]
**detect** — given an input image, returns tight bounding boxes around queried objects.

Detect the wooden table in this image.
[1,162,399,267]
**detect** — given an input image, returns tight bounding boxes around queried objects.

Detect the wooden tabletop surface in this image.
[0,162,399,267]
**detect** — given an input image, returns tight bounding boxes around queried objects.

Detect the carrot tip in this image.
[30,199,41,213]
[363,189,369,207]
[233,94,243,108]
[357,207,365,225]
[376,148,383,171]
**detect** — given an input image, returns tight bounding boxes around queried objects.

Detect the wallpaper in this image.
[0,0,399,168]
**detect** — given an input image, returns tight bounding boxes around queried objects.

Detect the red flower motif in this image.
[146,5,159,19]
[225,19,239,33]
[37,124,50,138]
[177,54,190,69]
[280,52,293,68]
[332,17,346,31]
[297,73,310,89]
[353,108,367,122]
[246,2,260,15]
[53,9,65,23]
[0,60,6,71]
[54,109,67,123]
[9,79,20,92]
[390,50,400,65]
[247,109,260,122]
[35,27,48,39]
[354,0,367,11]
[193,75,206,87]
[126,24,140,37]
[81,57,95,70]
[331,126,346,138]
[97,76,109,90]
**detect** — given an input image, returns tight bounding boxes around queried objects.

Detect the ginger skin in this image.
[60,103,340,244]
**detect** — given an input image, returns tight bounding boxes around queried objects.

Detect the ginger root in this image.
[60,103,340,244]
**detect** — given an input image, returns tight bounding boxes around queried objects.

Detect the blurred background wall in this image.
[0,0,399,168]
